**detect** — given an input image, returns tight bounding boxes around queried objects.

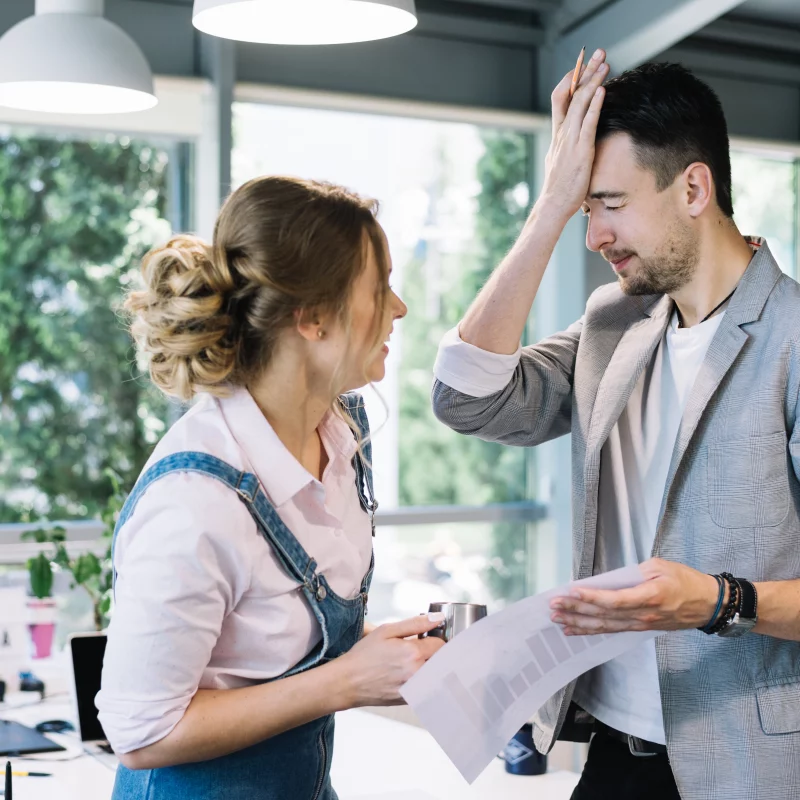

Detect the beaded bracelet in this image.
[699,574,725,634]
[705,573,740,635]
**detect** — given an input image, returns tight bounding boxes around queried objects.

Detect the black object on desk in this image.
[18,672,45,699]
[35,719,74,734]
[0,721,65,757]
[5,760,11,800]
[502,723,548,776]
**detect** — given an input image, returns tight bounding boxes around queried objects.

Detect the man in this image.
[431,52,800,799]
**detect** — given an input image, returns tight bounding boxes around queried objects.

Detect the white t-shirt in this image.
[573,310,724,744]
[433,308,724,745]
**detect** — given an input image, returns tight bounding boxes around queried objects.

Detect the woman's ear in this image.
[294,307,327,343]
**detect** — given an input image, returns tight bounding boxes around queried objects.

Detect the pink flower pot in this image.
[29,622,55,659]
[26,598,57,659]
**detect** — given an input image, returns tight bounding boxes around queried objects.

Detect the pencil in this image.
[11,772,51,778]
[569,46,586,98]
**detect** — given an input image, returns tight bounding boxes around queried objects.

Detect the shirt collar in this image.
[745,235,765,251]
[320,406,360,466]
[217,387,357,508]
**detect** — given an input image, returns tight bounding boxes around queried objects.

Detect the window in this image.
[233,100,543,619]
[0,128,179,525]
[0,126,189,643]
[731,147,799,277]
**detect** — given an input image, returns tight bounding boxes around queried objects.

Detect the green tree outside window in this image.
[0,131,174,524]
[397,130,532,601]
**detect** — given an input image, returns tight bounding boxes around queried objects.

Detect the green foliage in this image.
[19,469,127,629]
[26,551,53,599]
[22,525,65,546]
[397,129,533,601]
[0,131,173,523]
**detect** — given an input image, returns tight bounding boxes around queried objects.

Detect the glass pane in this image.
[233,104,534,512]
[369,521,532,623]
[0,130,177,524]
[731,149,797,277]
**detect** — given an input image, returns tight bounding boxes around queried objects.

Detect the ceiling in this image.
[734,0,800,27]
[131,0,800,46]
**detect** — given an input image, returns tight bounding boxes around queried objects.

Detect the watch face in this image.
[718,614,757,638]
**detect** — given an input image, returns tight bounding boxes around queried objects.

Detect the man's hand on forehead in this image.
[541,49,610,221]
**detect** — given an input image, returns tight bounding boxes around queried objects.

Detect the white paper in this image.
[400,565,658,783]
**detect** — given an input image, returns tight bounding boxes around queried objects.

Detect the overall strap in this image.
[113,396,378,593]
[339,392,378,535]
[112,452,320,590]
[115,451,248,534]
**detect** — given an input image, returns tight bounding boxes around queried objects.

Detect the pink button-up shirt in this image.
[97,387,373,754]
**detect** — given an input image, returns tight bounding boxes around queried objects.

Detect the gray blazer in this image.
[432,241,800,799]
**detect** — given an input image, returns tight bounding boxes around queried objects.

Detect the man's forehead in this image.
[588,135,652,199]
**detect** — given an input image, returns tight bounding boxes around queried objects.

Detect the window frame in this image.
[730,135,800,281]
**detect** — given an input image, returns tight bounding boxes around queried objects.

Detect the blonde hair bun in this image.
[126,234,236,401]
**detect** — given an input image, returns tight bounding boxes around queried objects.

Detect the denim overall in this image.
[110,393,377,800]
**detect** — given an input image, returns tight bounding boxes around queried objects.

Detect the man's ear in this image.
[683,162,713,219]
[294,307,327,343]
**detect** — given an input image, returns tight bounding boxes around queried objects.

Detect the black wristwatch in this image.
[718,577,758,638]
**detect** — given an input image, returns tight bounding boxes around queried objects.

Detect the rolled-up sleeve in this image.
[96,473,253,754]
[431,318,584,448]
[433,326,522,398]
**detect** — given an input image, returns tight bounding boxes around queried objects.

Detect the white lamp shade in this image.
[193,0,418,45]
[0,13,157,114]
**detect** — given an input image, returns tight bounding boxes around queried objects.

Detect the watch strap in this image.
[734,577,757,621]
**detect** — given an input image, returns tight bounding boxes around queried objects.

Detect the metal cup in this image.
[422,602,488,642]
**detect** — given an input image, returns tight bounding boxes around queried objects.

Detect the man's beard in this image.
[607,221,699,296]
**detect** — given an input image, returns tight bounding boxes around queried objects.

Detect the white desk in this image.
[332,709,580,800]
[1,699,116,800]
[1,662,579,800]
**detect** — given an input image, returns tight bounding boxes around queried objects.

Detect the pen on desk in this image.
[12,772,51,778]
[569,45,586,98]
[5,760,11,800]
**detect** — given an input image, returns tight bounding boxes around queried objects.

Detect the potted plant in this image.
[20,469,127,633]
[25,550,57,659]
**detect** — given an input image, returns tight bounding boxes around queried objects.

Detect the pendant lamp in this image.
[0,0,157,115]
[192,0,418,45]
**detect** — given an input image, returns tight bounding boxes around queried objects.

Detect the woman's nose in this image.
[393,292,408,320]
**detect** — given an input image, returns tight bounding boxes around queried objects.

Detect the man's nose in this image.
[585,216,614,253]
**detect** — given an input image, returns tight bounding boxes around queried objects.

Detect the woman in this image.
[97,176,446,800]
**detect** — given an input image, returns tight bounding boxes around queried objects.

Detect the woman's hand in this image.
[335,614,446,707]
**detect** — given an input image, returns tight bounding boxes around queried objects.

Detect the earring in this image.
[317,329,326,340]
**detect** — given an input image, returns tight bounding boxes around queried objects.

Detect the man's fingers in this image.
[562,617,648,635]
[561,585,652,611]
[579,85,605,144]
[551,69,577,133]
[553,598,617,619]
[564,55,609,133]
[575,48,607,93]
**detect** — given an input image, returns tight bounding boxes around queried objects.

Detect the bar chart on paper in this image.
[401,566,658,783]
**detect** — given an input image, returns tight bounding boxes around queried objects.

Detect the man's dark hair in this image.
[597,62,733,217]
